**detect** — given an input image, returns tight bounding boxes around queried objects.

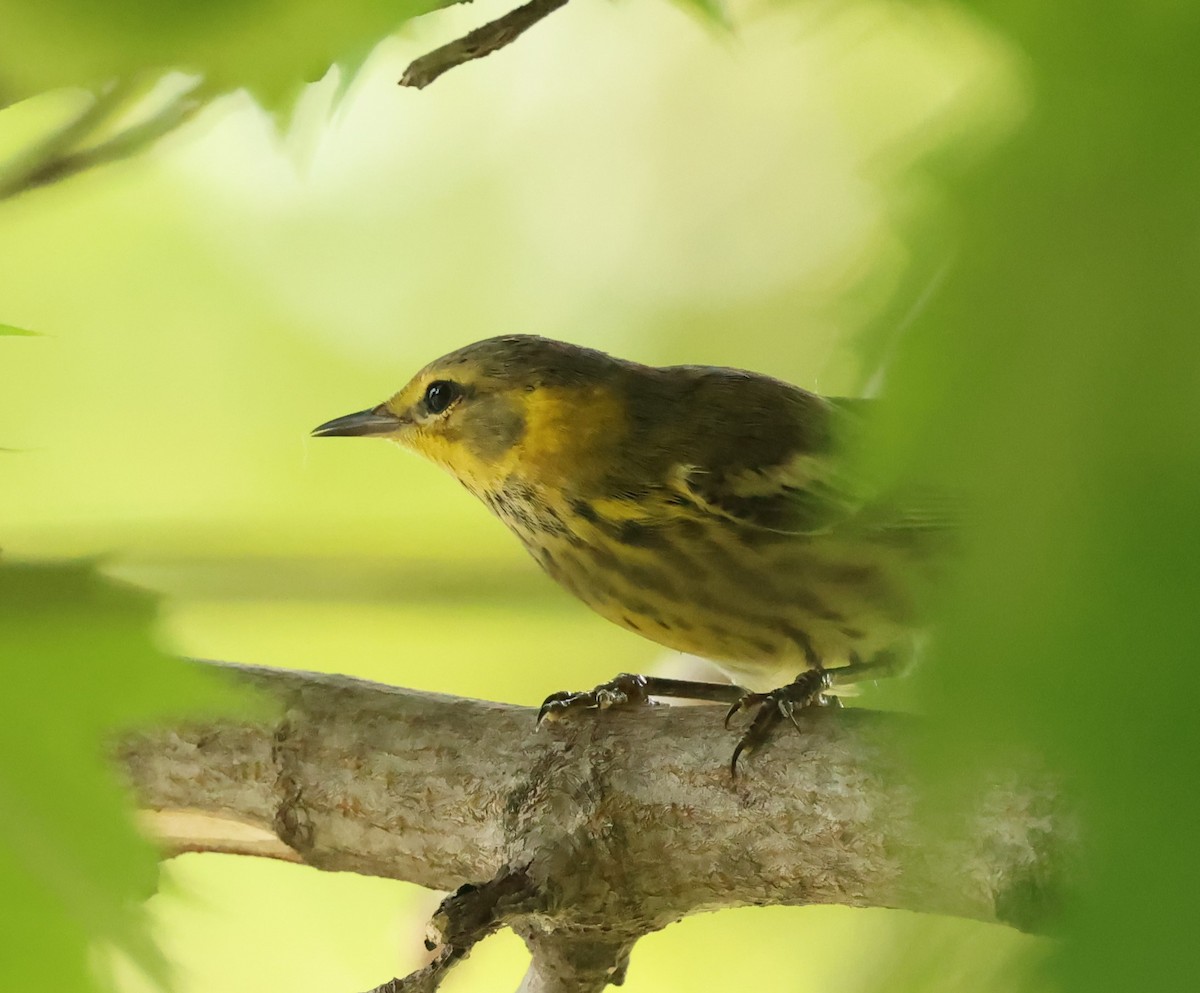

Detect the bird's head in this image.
[312,335,630,495]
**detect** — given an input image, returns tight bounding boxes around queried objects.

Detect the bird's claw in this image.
[725,669,834,777]
[724,693,766,729]
[536,673,653,724]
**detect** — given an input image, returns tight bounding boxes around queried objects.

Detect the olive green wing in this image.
[666,394,957,538]
[661,391,867,535]
[671,457,874,536]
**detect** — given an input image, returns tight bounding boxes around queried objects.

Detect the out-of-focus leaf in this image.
[0,561,247,989]
[670,0,730,27]
[878,3,1200,993]
[0,0,454,110]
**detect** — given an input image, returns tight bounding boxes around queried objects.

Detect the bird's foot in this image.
[537,673,655,723]
[723,669,834,777]
[537,674,751,724]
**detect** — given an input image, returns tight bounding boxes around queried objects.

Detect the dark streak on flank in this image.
[687,526,790,605]
[704,621,734,641]
[580,541,622,573]
[559,550,620,603]
[648,526,712,584]
[615,519,672,549]
[623,560,679,598]
[533,545,558,575]
[699,621,776,660]
[778,623,820,667]
[569,498,676,552]
[798,592,846,624]
[624,598,670,631]
[570,498,600,525]
[675,572,740,616]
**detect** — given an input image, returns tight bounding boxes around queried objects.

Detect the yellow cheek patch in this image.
[517,386,625,488]
[396,384,625,498]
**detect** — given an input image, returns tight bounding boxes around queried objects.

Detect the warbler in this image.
[313,335,950,772]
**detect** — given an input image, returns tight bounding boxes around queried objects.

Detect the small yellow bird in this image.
[314,335,951,772]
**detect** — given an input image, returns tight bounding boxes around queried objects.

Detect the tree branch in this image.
[400,0,572,90]
[0,79,202,203]
[118,662,1068,992]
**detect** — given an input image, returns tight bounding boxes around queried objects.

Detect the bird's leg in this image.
[538,653,907,776]
[724,668,833,777]
[537,674,748,724]
[721,651,906,775]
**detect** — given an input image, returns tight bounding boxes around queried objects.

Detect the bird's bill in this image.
[311,406,403,438]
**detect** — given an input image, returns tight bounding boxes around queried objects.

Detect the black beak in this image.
[311,406,403,438]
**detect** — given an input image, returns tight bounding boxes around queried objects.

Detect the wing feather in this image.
[661,392,957,537]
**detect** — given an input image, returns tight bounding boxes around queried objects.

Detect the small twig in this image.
[400,0,571,89]
[364,866,537,993]
[0,81,131,201]
[0,80,203,203]
[16,95,202,197]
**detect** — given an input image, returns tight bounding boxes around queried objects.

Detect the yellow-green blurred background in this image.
[3,0,1197,990]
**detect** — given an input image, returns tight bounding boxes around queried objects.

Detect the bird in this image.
[312,335,952,773]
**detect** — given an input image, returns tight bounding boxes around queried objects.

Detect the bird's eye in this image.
[423,380,460,415]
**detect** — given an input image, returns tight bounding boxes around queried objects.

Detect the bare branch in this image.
[363,867,538,993]
[16,96,202,197]
[400,0,571,90]
[0,80,202,203]
[117,662,1069,992]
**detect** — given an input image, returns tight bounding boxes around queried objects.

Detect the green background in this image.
[2,0,1196,990]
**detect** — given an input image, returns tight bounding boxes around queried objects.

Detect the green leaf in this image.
[670,0,731,28]
[0,561,247,989]
[0,0,457,111]
[879,3,1200,992]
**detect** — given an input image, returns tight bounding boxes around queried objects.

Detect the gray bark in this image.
[117,662,1067,993]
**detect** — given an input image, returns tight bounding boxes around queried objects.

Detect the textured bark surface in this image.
[399,0,572,90]
[118,662,1066,992]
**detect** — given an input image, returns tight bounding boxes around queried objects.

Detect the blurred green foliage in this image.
[884,3,1200,993]
[1,0,1195,991]
[0,562,244,990]
[673,0,730,28]
[0,0,452,109]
